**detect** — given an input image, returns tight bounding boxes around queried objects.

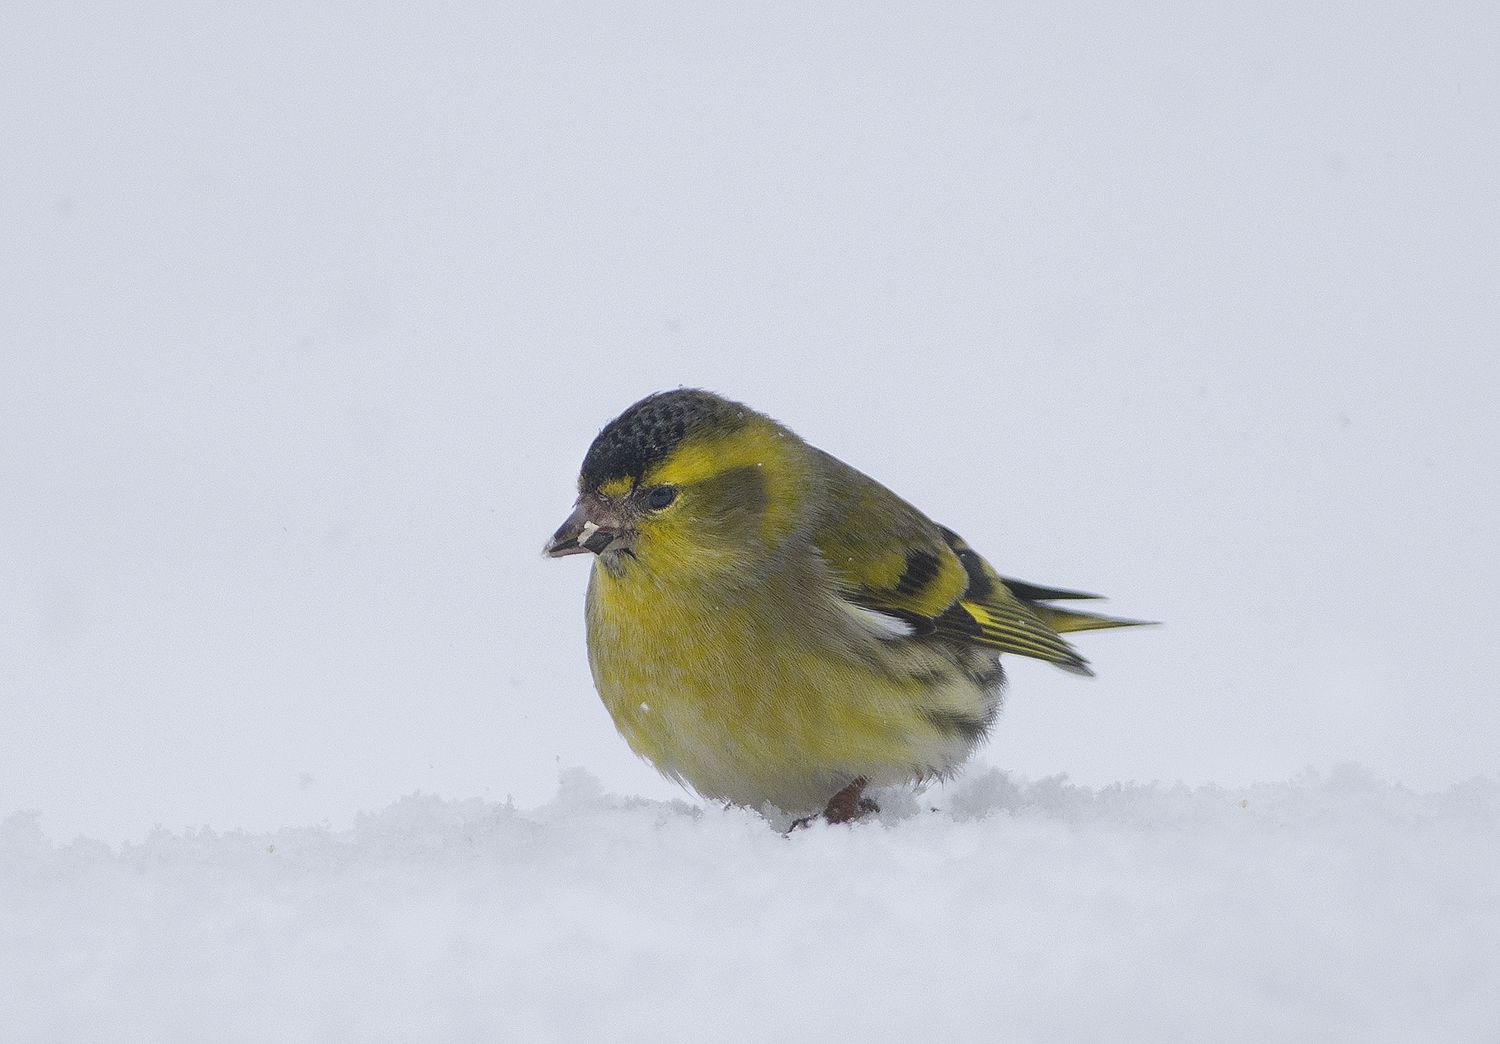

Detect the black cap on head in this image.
[580,389,750,492]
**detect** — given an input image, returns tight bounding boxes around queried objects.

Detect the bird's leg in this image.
[822,777,879,824]
[785,777,880,831]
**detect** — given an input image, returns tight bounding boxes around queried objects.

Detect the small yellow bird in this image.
[546,389,1147,824]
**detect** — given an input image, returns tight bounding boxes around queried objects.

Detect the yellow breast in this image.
[583,560,986,813]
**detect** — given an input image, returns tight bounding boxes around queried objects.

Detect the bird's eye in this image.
[644,485,677,510]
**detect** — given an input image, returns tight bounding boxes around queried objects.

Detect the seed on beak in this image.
[544,501,629,558]
[580,522,616,555]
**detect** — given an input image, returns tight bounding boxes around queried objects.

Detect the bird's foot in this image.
[787,777,879,831]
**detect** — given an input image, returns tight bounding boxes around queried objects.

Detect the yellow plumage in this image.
[545,389,1149,822]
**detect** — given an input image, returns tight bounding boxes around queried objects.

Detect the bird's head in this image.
[545,389,810,578]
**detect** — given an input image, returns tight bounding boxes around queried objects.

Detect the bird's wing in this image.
[807,452,1097,674]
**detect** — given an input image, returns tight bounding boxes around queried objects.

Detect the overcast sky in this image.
[3,2,1497,842]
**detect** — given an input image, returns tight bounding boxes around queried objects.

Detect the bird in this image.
[545,389,1148,825]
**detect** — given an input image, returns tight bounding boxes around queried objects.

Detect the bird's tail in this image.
[999,575,1158,635]
[1033,605,1155,634]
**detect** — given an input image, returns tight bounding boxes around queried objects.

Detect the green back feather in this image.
[809,449,1152,674]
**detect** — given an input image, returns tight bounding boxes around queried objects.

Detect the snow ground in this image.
[4,767,1495,1043]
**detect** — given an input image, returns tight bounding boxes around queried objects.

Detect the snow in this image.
[4,766,1496,1042]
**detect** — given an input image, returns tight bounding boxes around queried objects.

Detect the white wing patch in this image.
[835,596,916,640]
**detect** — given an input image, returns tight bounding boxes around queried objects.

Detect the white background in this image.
[4,2,1497,845]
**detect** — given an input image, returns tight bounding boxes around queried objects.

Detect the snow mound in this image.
[3,767,1496,1043]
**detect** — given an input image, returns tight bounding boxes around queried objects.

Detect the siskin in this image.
[546,389,1149,824]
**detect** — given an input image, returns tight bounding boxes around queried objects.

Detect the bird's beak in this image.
[544,500,630,558]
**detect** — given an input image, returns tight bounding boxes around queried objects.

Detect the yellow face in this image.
[636,421,815,576]
[546,414,811,582]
